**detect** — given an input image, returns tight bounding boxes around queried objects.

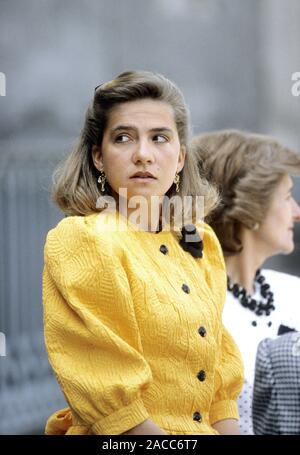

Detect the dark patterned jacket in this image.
[253,332,300,434]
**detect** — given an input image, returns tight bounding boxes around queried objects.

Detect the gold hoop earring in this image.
[97,170,107,193]
[174,172,180,193]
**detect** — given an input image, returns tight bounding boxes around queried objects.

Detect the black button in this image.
[193,411,202,422]
[197,370,206,382]
[182,284,190,294]
[182,224,197,236]
[198,326,206,337]
[252,321,257,327]
[268,321,272,327]
[180,225,203,259]
[159,244,168,255]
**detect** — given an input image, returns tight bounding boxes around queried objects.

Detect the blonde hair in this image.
[191,129,300,255]
[52,71,218,220]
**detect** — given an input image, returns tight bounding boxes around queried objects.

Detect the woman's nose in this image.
[132,140,154,163]
[292,198,300,222]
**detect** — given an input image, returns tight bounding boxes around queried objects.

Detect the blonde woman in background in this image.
[42,73,244,435]
[191,130,300,434]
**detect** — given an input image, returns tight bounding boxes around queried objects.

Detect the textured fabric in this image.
[43,212,244,435]
[253,333,300,435]
[223,269,300,434]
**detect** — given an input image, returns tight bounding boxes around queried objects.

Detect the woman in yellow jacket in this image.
[43,71,243,435]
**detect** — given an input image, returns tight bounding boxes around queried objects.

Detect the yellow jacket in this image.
[43,212,244,435]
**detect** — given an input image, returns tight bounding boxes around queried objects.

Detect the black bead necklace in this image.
[227,269,275,316]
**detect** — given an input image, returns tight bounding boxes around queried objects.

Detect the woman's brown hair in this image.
[52,71,218,219]
[191,129,300,255]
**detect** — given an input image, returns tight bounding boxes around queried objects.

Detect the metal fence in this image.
[0,151,67,434]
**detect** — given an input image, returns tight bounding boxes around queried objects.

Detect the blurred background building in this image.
[0,0,300,434]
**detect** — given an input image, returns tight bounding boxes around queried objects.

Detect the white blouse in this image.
[223,268,300,435]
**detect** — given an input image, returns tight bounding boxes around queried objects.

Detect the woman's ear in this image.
[177,145,186,173]
[92,145,104,171]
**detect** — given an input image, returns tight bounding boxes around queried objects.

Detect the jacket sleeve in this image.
[43,217,153,435]
[209,325,244,425]
[252,338,279,435]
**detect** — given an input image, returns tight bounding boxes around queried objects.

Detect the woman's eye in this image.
[153,134,168,143]
[115,134,130,143]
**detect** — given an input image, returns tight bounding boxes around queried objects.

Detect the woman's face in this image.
[92,99,185,203]
[254,174,300,255]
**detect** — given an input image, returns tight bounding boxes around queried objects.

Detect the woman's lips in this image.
[130,172,157,182]
[130,176,156,182]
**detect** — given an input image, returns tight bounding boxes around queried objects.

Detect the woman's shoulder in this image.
[258,332,300,357]
[44,212,124,260]
[262,268,300,289]
[199,221,226,267]
[262,268,300,328]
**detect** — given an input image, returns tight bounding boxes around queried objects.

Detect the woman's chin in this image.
[281,242,295,255]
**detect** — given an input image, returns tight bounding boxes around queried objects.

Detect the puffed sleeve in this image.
[43,217,153,435]
[252,338,278,435]
[209,325,244,425]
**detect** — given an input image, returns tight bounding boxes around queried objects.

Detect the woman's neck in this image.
[117,196,162,232]
[225,231,267,295]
